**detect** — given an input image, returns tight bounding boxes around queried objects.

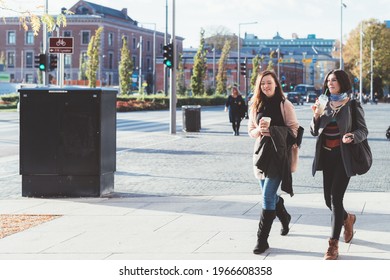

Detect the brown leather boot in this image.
[324,238,339,260]
[343,213,356,243]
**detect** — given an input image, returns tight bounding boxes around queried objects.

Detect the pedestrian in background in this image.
[310,69,368,260]
[225,83,245,136]
[248,70,299,254]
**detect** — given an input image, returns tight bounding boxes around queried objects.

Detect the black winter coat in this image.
[254,126,296,196]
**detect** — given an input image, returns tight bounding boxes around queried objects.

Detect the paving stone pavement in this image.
[0,103,389,262]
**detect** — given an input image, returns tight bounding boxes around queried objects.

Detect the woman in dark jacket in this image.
[310,69,369,260]
[225,84,245,135]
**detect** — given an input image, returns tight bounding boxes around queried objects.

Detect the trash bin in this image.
[182,105,201,132]
[19,87,117,197]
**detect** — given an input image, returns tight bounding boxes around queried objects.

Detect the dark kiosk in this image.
[19,88,117,197]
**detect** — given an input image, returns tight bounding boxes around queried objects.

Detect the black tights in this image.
[232,120,241,134]
[321,147,350,240]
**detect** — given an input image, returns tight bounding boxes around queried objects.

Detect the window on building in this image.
[7,52,15,68]
[108,52,114,69]
[25,74,33,83]
[81,31,90,44]
[80,52,88,64]
[122,35,128,47]
[7,31,16,44]
[108,33,114,46]
[132,56,136,69]
[26,52,33,68]
[25,31,34,45]
[146,58,151,71]
[133,37,136,50]
[64,54,71,66]
[63,30,72,37]
[147,40,151,52]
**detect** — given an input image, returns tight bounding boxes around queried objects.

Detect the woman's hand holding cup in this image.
[260,117,271,132]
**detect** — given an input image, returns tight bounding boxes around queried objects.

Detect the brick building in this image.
[0,0,183,92]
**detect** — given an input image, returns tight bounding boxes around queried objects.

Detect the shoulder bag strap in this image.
[351,99,357,131]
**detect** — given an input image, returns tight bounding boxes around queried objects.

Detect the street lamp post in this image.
[212,46,216,88]
[370,39,374,102]
[277,42,280,80]
[340,1,347,70]
[138,35,143,94]
[237,21,257,84]
[359,22,363,103]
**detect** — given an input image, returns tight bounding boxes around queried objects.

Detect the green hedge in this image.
[0,93,228,112]
[1,93,19,103]
[117,94,227,107]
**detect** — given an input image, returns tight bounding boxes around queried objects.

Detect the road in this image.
[0,102,388,198]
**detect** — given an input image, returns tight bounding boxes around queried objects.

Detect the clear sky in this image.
[1,0,389,47]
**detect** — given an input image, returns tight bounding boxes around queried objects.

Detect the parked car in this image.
[306,93,317,103]
[287,92,304,105]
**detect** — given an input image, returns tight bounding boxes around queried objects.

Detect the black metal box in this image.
[19,87,117,197]
[182,105,201,132]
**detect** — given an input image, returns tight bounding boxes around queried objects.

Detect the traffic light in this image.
[34,53,47,71]
[240,59,247,76]
[163,43,173,68]
[49,54,58,71]
[34,54,40,69]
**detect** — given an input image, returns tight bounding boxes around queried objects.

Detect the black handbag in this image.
[350,100,372,175]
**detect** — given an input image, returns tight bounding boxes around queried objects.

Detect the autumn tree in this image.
[215,40,231,95]
[86,27,103,88]
[344,19,390,98]
[0,2,69,35]
[205,26,236,51]
[190,28,208,96]
[250,54,265,91]
[119,36,133,95]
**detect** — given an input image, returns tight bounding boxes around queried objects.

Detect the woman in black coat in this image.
[225,84,245,136]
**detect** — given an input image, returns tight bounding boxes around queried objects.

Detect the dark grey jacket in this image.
[310,99,368,177]
[254,126,295,196]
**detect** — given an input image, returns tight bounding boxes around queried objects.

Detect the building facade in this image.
[0,0,183,93]
[242,32,337,90]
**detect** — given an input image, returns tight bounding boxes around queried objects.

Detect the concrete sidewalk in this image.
[0,192,389,260]
[0,105,389,261]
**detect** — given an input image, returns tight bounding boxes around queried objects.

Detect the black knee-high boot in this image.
[275,196,291,236]
[253,210,276,254]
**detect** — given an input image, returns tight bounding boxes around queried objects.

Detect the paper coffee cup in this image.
[262,117,271,124]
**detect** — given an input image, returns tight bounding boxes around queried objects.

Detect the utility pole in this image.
[170,0,176,134]
[370,40,374,103]
[138,36,143,94]
[164,0,169,96]
[359,22,363,104]
[43,0,48,86]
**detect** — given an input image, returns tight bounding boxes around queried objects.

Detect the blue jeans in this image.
[259,177,282,210]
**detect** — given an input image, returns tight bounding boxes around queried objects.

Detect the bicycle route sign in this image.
[49,37,74,54]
